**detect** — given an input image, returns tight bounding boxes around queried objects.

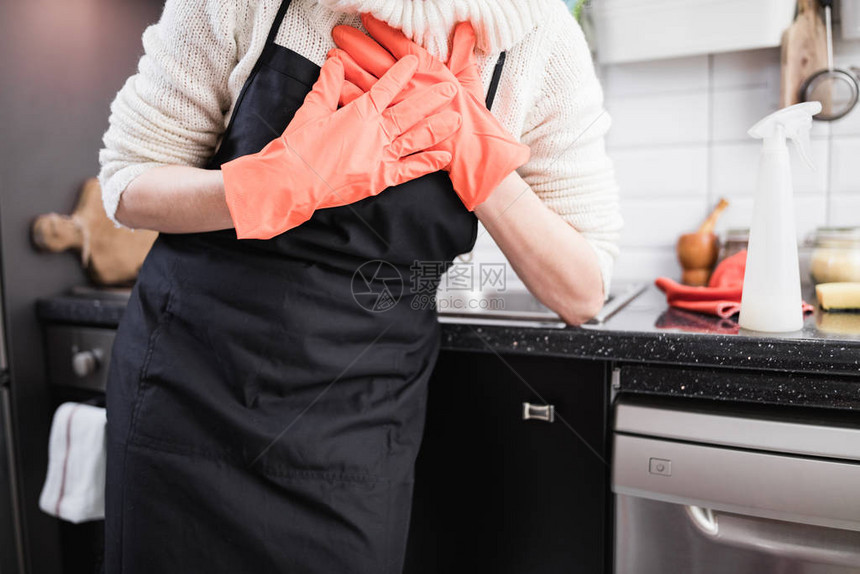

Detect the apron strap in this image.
[485,52,506,111]
[266,0,293,48]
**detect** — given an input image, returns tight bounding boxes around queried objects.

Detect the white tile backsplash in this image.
[620,198,707,248]
[605,92,709,148]
[603,55,709,97]
[830,137,860,193]
[809,118,832,140]
[711,48,780,91]
[710,142,760,198]
[612,248,680,282]
[612,146,708,198]
[710,140,829,198]
[471,43,860,285]
[829,194,860,226]
[711,85,779,143]
[830,108,860,136]
[833,37,860,68]
[791,140,830,195]
[711,85,830,142]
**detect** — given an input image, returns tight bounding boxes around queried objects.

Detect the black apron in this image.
[104,1,505,572]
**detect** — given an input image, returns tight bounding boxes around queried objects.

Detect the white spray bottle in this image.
[738,101,821,333]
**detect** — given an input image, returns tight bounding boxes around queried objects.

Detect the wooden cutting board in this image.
[781,0,827,108]
[31,178,158,285]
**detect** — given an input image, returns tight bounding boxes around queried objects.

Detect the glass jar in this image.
[808,227,860,284]
[718,228,749,262]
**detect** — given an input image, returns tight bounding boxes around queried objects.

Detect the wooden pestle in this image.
[677,198,729,286]
[697,198,729,235]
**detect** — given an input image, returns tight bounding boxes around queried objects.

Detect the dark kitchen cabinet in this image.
[405,351,611,574]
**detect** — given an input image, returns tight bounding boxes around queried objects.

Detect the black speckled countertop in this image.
[36,284,860,410]
[438,287,860,374]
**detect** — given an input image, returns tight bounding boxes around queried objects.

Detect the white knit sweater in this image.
[98,0,623,294]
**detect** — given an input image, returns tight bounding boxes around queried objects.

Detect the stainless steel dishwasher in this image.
[612,396,860,573]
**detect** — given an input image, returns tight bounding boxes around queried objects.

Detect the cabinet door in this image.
[405,351,610,574]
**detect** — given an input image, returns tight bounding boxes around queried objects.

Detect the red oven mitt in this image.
[655,250,814,319]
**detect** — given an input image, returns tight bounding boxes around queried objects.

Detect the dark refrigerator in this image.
[0,300,25,572]
[0,1,165,572]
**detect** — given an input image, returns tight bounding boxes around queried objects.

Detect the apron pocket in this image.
[127,304,395,484]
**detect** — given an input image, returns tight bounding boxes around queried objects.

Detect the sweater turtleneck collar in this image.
[308,0,553,61]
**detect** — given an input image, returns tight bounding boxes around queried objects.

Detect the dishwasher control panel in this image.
[648,457,672,476]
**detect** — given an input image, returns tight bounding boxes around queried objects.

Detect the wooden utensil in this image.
[677,199,730,286]
[697,198,729,235]
[781,0,828,108]
[31,178,158,285]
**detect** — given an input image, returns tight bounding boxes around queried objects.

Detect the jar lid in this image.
[812,226,860,242]
[723,227,749,242]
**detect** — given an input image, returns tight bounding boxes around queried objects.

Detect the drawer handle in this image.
[522,402,555,423]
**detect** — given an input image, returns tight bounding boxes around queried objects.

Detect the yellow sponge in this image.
[816,282,860,311]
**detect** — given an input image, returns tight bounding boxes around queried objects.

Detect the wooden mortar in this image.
[676,198,729,286]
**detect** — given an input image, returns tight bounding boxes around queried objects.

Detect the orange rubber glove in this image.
[221,55,462,239]
[330,15,531,211]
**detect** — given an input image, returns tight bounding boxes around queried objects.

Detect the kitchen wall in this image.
[604,37,860,283]
[0,1,164,572]
[470,34,860,291]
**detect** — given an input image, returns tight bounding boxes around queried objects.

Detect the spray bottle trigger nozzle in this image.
[748,102,821,171]
[792,129,816,170]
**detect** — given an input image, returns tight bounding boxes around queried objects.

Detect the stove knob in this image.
[72,349,103,378]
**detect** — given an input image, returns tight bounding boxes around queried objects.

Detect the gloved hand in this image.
[221,55,462,239]
[330,15,531,211]
[335,20,486,105]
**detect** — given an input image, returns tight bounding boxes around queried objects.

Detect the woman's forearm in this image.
[475,172,605,325]
[118,167,605,323]
[115,165,233,233]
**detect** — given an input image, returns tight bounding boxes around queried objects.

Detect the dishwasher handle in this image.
[686,505,860,568]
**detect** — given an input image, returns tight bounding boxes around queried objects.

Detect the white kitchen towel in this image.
[38,402,106,523]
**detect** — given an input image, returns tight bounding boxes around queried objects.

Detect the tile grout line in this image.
[605,81,775,103]
[706,53,715,221]
[825,129,834,225]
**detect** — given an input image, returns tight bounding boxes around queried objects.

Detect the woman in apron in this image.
[98,0,623,571]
